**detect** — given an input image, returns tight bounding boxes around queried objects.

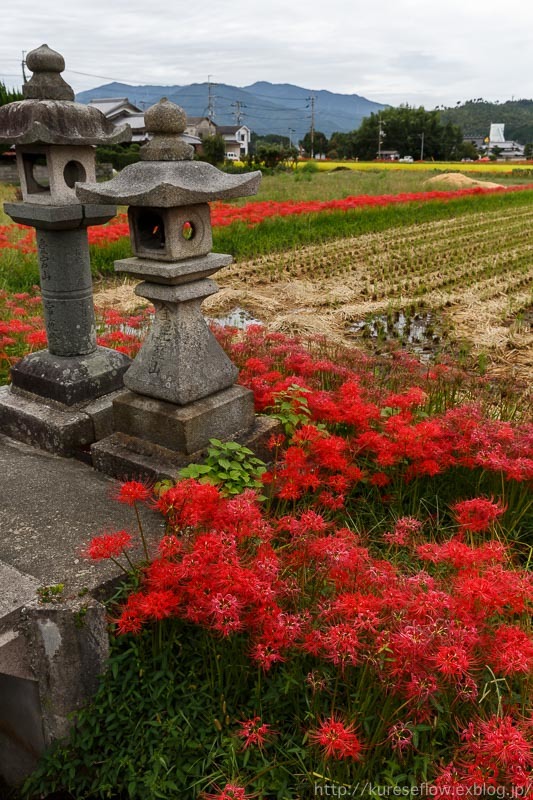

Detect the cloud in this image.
[1,0,532,109]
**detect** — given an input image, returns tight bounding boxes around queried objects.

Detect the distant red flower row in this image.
[2,184,533,253]
[209,184,533,227]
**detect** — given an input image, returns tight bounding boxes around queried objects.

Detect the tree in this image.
[328,131,358,160]
[524,143,533,159]
[489,145,504,161]
[457,141,480,161]
[200,134,226,166]
[353,105,463,161]
[0,81,22,106]
[254,142,298,168]
[300,131,328,158]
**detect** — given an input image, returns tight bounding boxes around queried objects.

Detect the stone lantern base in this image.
[91,409,280,483]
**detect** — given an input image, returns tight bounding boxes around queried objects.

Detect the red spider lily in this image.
[203,785,254,800]
[433,714,533,790]
[85,530,133,560]
[156,479,222,529]
[452,497,506,532]
[383,516,422,546]
[309,715,363,760]
[114,480,152,506]
[386,722,414,755]
[236,716,274,750]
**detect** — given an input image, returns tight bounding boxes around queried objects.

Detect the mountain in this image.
[439,99,533,144]
[76,81,386,140]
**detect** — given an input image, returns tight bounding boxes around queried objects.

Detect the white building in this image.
[487,123,524,160]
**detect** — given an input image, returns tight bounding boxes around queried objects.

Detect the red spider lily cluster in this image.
[0,290,150,383]
[82,323,532,789]
[3,185,533,256]
[209,184,533,228]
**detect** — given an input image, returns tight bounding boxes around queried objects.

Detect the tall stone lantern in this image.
[0,45,132,456]
[77,98,273,478]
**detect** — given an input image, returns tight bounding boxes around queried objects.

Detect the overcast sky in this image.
[1,0,531,110]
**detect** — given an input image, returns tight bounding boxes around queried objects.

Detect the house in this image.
[376,150,400,161]
[87,98,148,143]
[185,116,217,140]
[486,123,524,160]
[86,97,202,151]
[216,125,252,159]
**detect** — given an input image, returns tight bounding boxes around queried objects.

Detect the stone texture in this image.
[4,201,117,230]
[115,252,232,285]
[128,203,213,262]
[112,385,255,454]
[76,159,262,207]
[92,414,281,482]
[36,226,98,355]
[25,600,110,745]
[0,99,131,148]
[0,385,94,456]
[124,278,238,404]
[16,143,97,205]
[0,431,164,785]
[23,44,73,101]
[140,98,193,161]
[10,347,131,406]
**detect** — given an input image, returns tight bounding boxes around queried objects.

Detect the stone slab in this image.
[0,433,162,596]
[115,252,232,285]
[10,346,131,406]
[0,562,41,624]
[0,385,94,457]
[112,385,255,454]
[92,415,281,482]
[4,201,117,230]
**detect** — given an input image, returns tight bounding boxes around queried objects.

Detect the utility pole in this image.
[306,94,315,158]
[231,100,245,125]
[207,75,217,123]
[378,112,384,159]
[420,131,425,161]
[21,50,28,84]
[288,127,295,148]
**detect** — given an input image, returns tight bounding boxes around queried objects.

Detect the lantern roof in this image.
[0,44,130,147]
[76,97,261,206]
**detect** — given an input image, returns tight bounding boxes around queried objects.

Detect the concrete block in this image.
[0,385,94,456]
[92,414,282,482]
[10,346,131,406]
[113,385,255,454]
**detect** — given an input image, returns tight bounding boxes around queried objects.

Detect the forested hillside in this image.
[439,99,533,143]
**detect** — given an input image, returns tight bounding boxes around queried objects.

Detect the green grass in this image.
[212,188,533,260]
[2,177,533,292]
[233,167,533,204]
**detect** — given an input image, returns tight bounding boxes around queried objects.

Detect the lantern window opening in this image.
[181,221,195,241]
[22,152,51,195]
[136,209,167,252]
[63,160,87,189]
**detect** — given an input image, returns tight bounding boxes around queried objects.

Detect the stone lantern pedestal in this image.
[0,45,132,457]
[77,99,279,480]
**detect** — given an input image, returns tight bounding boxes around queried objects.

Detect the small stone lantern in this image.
[0,45,132,455]
[77,98,272,474]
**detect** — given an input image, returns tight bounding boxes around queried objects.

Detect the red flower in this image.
[452,497,505,533]
[85,529,133,560]
[114,480,152,506]
[309,715,363,760]
[203,784,253,800]
[236,716,273,749]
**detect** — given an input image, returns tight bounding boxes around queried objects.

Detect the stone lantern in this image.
[76,98,274,477]
[0,45,132,456]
